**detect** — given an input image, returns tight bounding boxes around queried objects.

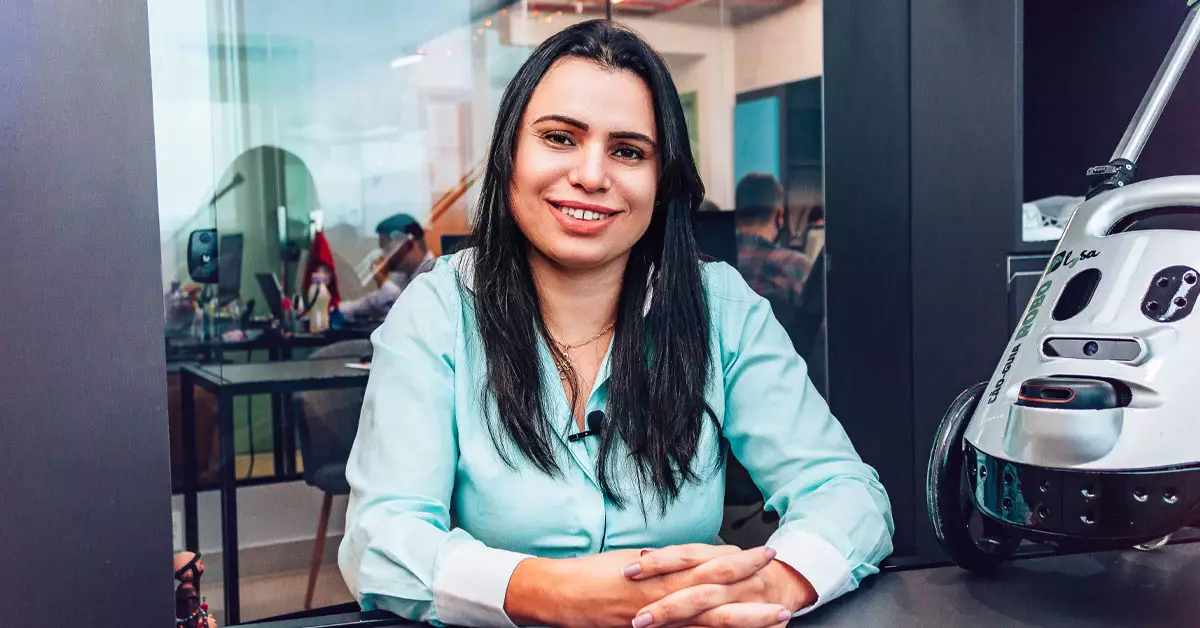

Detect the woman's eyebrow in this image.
[532,114,656,148]
[611,130,657,148]
[532,114,588,130]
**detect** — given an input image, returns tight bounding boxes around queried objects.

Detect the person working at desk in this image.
[734,173,814,333]
[338,213,435,322]
[340,20,892,628]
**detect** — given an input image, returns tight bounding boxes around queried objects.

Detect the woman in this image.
[339,19,892,628]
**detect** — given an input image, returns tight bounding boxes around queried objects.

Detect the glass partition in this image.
[150,2,585,623]
[151,1,827,622]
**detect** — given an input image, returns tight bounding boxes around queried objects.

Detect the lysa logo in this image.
[1048,249,1099,274]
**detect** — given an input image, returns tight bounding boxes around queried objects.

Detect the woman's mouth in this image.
[547,200,620,234]
[556,205,607,221]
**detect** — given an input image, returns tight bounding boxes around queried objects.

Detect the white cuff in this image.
[766,529,853,617]
[433,541,533,627]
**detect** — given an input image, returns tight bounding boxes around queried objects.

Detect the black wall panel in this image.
[0,1,172,625]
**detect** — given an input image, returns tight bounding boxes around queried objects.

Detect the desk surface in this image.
[807,541,1200,626]
[236,542,1200,627]
[184,359,370,387]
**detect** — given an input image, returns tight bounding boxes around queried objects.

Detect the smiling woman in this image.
[514,60,661,261]
[338,18,893,628]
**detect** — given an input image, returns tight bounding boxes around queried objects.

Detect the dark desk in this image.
[179,359,370,626]
[233,542,1200,627]
[168,327,375,495]
[807,541,1200,626]
[167,327,376,363]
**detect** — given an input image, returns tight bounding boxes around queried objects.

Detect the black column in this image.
[0,1,172,626]
[824,1,916,554]
[825,1,1023,559]
[908,0,1024,559]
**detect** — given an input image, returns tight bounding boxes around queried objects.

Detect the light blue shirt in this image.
[339,251,894,627]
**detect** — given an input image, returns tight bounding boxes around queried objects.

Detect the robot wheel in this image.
[927,382,1021,572]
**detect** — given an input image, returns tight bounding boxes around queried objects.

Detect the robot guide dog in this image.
[927,2,1200,571]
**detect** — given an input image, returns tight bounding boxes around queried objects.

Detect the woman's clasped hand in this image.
[507,544,817,628]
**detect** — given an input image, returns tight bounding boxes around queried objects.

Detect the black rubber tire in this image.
[927,382,1021,572]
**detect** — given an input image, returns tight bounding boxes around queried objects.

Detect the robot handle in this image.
[1087,4,1200,198]
[1111,3,1200,164]
[1082,175,1200,236]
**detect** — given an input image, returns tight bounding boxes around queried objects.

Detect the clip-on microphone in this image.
[568,411,606,442]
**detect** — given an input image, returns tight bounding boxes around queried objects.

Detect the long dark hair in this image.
[465,19,717,510]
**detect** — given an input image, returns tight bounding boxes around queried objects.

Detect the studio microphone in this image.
[567,411,605,442]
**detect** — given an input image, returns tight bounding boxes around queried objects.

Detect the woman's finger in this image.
[623,543,741,580]
[630,579,757,628]
[683,546,776,587]
[687,602,793,628]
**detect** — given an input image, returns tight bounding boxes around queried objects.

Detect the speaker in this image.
[188,229,219,284]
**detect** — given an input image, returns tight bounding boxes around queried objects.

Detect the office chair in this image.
[790,249,826,361]
[291,339,373,609]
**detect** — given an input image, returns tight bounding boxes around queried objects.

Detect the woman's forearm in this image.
[505,557,565,626]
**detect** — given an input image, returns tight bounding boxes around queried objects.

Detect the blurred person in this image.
[735,173,814,329]
[338,213,435,322]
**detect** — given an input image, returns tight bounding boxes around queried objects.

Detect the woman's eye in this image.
[543,132,574,146]
[613,146,644,160]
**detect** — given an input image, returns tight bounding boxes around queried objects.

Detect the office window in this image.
[149,2,580,623]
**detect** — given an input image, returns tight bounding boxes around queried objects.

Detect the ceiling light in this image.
[485,19,493,27]
[389,54,424,69]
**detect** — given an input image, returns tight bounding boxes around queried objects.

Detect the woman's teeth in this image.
[557,205,608,221]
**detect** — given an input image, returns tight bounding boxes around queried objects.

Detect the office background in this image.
[6,0,1200,626]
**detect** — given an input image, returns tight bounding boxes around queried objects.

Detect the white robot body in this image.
[967,176,1200,471]
[956,177,1200,545]
[928,4,1200,570]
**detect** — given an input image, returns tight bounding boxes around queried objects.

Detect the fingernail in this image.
[765,546,777,561]
[623,563,642,578]
[640,548,653,556]
[632,613,654,628]
[778,609,793,622]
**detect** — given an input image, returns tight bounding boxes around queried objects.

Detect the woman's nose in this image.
[568,143,610,192]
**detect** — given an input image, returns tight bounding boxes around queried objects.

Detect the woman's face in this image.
[510,57,660,272]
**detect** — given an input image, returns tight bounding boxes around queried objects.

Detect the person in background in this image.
[735,173,813,329]
[338,213,435,322]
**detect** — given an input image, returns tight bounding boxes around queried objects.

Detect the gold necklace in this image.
[551,320,616,380]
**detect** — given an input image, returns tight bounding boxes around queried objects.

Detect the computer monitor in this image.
[217,233,244,306]
[691,210,738,268]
